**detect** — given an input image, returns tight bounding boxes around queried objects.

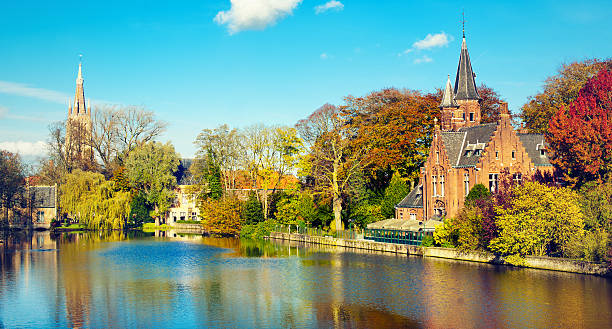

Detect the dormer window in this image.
[464,150,471,157]
[540,149,546,157]
[474,149,481,156]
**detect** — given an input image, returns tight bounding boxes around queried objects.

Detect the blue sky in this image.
[0,0,610,159]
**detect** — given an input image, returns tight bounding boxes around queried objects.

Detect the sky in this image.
[0,0,610,160]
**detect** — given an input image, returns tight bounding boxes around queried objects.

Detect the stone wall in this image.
[270,232,610,277]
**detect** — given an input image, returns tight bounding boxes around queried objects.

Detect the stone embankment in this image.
[270,232,610,277]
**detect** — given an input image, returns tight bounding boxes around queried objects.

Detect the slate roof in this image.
[440,123,497,168]
[518,133,553,167]
[30,186,56,208]
[396,184,423,208]
[175,158,195,185]
[440,76,459,108]
[454,37,480,101]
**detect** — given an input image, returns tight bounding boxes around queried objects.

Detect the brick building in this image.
[396,34,554,221]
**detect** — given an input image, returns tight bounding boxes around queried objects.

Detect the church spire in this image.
[453,33,480,101]
[440,75,458,108]
[73,58,87,115]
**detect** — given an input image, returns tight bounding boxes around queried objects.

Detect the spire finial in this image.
[462,11,465,38]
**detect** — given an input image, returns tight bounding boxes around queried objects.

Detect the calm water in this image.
[1,231,611,328]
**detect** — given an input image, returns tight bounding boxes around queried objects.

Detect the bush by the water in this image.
[240,219,278,239]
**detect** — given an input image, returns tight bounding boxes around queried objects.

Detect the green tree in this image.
[380,173,410,219]
[0,151,25,226]
[489,182,585,265]
[125,142,179,225]
[466,184,491,203]
[274,191,317,226]
[243,192,264,224]
[129,193,151,227]
[351,202,385,229]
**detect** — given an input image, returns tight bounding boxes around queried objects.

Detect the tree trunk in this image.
[263,190,269,219]
[332,162,342,232]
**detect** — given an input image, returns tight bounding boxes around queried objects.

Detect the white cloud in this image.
[214,0,303,34]
[413,32,452,50]
[0,80,67,104]
[0,141,47,156]
[315,1,344,14]
[320,53,329,60]
[0,105,7,118]
[413,55,433,64]
[401,32,452,55]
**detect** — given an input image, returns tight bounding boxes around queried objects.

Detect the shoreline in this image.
[270,232,611,277]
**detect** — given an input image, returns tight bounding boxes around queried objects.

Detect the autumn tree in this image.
[547,68,612,187]
[342,88,438,182]
[477,84,507,123]
[520,58,611,133]
[489,182,585,265]
[240,125,302,218]
[0,151,25,226]
[297,103,371,231]
[199,197,242,236]
[124,142,179,225]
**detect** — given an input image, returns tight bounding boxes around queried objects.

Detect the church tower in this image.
[439,31,482,131]
[66,61,94,169]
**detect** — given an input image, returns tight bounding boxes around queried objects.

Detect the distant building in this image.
[28,185,58,229]
[166,159,200,224]
[396,33,554,221]
[66,62,94,168]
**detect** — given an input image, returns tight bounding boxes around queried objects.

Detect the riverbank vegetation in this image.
[1,58,610,269]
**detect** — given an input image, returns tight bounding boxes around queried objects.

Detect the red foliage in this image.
[547,68,612,187]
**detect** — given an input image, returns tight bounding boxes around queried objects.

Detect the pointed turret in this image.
[439,75,458,108]
[73,62,87,115]
[453,36,480,101]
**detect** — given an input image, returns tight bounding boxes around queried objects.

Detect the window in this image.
[512,150,516,160]
[464,150,471,157]
[464,173,470,195]
[400,212,404,219]
[440,175,445,197]
[513,173,522,185]
[540,149,546,157]
[495,151,499,160]
[436,151,440,164]
[37,211,44,223]
[462,113,466,120]
[474,149,481,156]
[489,174,499,193]
[432,175,437,196]
[410,213,417,221]
[469,112,475,122]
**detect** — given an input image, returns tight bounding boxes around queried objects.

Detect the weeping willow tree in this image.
[60,170,131,230]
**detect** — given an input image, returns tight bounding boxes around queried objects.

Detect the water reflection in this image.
[1,231,611,328]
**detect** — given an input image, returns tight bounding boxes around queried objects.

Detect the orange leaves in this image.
[341,88,439,180]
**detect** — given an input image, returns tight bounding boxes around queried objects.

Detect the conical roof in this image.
[73,63,87,115]
[453,37,480,100]
[440,75,458,108]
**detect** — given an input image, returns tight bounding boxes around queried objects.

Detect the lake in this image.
[1,231,611,328]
